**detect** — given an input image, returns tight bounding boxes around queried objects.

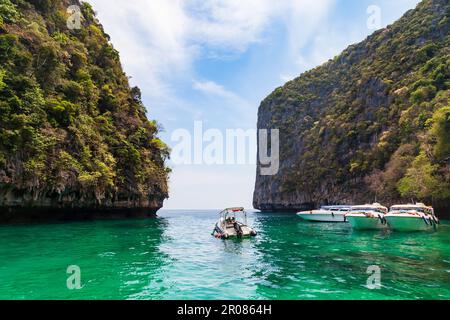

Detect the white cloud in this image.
[285,0,336,54]
[87,0,336,101]
[184,0,276,52]
[88,0,190,100]
[191,79,254,126]
[294,27,362,72]
[193,80,238,100]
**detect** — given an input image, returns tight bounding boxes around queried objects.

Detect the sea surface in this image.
[0,210,449,300]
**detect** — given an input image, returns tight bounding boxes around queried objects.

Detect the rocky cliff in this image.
[254,0,450,217]
[0,0,170,221]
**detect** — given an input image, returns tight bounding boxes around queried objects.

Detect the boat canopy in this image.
[219,207,247,225]
[321,205,352,210]
[220,207,245,214]
[390,203,428,209]
[350,203,388,213]
[390,203,434,214]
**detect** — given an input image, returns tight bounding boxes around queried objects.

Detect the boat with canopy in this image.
[212,207,257,239]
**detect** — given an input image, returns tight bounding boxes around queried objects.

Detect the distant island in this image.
[254,0,450,218]
[0,0,170,222]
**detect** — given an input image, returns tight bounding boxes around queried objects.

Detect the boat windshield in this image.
[391,207,426,213]
[322,206,351,211]
[220,208,247,225]
[351,207,386,214]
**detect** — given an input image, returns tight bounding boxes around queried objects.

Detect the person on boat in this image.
[226,216,236,225]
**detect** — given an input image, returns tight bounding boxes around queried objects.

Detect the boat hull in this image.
[346,215,387,230]
[213,223,257,239]
[297,212,346,223]
[385,215,438,232]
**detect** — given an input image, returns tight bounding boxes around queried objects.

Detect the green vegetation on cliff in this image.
[0,0,170,211]
[254,0,449,211]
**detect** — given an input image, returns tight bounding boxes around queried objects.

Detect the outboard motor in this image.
[234,222,244,238]
[378,214,387,225]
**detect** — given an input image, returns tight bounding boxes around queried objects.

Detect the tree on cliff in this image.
[0,0,170,213]
[254,0,449,212]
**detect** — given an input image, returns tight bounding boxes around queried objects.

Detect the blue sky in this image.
[88,0,420,209]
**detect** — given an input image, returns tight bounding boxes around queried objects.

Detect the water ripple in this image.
[0,210,448,300]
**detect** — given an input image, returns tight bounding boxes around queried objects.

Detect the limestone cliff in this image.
[0,0,170,221]
[254,0,450,217]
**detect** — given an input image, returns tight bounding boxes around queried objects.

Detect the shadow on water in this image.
[220,237,251,254]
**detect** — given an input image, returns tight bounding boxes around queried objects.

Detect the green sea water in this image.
[0,210,449,300]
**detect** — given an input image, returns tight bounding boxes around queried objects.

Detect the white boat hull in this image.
[346,216,387,230]
[385,215,438,232]
[297,212,346,223]
[213,223,257,239]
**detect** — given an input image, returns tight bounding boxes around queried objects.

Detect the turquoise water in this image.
[0,210,449,300]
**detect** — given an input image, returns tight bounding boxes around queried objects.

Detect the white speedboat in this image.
[385,203,439,232]
[297,206,352,222]
[212,207,257,239]
[345,203,389,230]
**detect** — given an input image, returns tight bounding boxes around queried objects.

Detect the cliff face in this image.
[254,0,450,217]
[0,0,170,221]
